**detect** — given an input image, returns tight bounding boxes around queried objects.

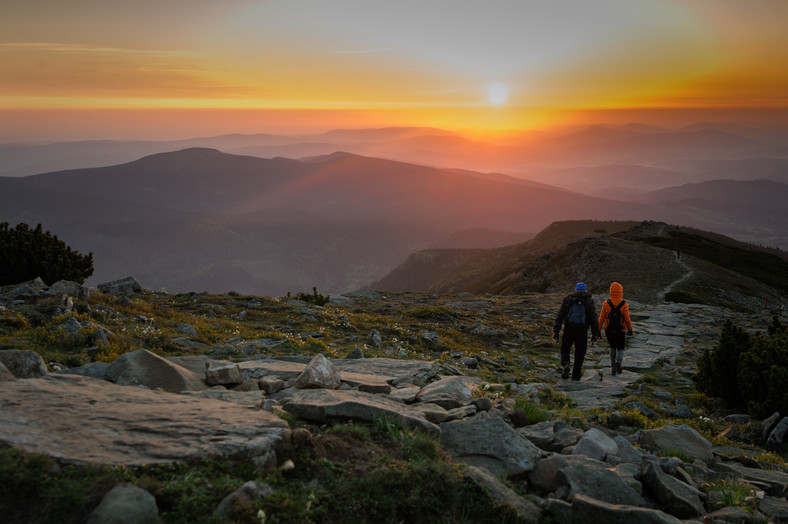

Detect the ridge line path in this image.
[554,301,729,411]
[656,251,694,302]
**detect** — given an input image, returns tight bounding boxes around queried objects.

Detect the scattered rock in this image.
[416,377,473,409]
[294,354,341,389]
[205,361,243,386]
[105,349,207,393]
[0,349,48,378]
[572,428,618,462]
[635,424,713,461]
[463,465,541,522]
[214,481,273,518]
[87,483,159,524]
[640,460,705,518]
[440,417,542,478]
[97,276,143,296]
[766,416,788,449]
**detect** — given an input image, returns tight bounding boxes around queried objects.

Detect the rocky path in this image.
[555,301,727,410]
[656,252,695,301]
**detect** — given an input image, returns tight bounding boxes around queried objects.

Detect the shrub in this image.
[0,222,93,286]
[294,287,329,306]
[695,316,788,418]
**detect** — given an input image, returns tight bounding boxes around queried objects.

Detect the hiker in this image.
[552,282,600,381]
[598,281,634,376]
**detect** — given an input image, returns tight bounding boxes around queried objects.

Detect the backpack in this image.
[566,297,586,326]
[606,299,625,331]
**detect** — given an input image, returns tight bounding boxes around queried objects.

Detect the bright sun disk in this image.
[486,83,508,105]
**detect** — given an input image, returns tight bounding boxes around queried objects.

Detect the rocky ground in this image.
[1,276,788,523]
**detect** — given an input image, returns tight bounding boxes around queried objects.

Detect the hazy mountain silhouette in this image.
[0,149,649,295]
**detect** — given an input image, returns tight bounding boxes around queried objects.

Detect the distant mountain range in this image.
[2,125,787,295]
[370,220,788,312]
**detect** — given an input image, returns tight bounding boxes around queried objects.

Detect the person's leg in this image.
[572,329,588,380]
[560,330,572,378]
[606,330,616,373]
[613,331,626,374]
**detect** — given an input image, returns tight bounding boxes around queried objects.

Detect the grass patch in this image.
[513,396,551,424]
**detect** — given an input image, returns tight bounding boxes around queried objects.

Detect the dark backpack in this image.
[606,299,625,331]
[566,297,586,326]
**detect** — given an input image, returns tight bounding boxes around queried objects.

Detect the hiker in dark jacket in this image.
[552,282,601,381]
[598,281,634,376]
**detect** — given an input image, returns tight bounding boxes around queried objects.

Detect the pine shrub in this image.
[0,222,93,286]
[695,316,788,418]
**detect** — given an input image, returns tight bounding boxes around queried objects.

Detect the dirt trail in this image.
[656,252,694,302]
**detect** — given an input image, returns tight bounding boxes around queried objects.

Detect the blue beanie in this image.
[575,282,587,290]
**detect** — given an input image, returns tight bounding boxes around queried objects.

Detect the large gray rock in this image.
[59,362,110,380]
[106,349,207,393]
[759,496,788,523]
[614,435,646,463]
[518,420,583,453]
[416,376,473,409]
[0,349,48,378]
[97,276,143,296]
[463,466,542,523]
[529,454,570,494]
[0,374,290,466]
[440,417,542,478]
[5,277,47,299]
[558,462,646,506]
[635,424,713,461]
[294,354,341,389]
[87,483,159,524]
[715,460,788,496]
[0,361,16,381]
[640,461,705,518]
[282,388,439,435]
[545,494,682,524]
[214,481,273,518]
[572,428,618,461]
[205,362,243,386]
[766,416,788,449]
[45,279,89,298]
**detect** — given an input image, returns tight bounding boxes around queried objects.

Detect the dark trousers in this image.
[560,325,588,380]
[606,329,626,366]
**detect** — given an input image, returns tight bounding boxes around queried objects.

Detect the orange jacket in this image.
[598,282,633,333]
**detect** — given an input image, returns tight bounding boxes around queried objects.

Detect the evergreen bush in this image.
[695,316,788,418]
[0,222,93,286]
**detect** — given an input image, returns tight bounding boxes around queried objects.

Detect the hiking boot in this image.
[616,362,622,375]
[561,366,570,379]
[611,366,617,376]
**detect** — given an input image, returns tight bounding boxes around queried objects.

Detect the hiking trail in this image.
[656,251,694,302]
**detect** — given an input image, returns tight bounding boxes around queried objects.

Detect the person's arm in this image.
[598,300,609,331]
[587,297,601,338]
[553,296,568,336]
[623,302,633,334]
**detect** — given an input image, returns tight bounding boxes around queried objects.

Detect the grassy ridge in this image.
[642,231,788,292]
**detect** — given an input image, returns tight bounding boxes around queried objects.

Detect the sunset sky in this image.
[3,0,788,141]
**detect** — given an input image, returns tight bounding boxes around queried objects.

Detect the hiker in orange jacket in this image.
[598,282,633,376]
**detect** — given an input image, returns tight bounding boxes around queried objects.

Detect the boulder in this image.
[97,276,143,296]
[529,454,570,494]
[416,376,473,409]
[45,280,88,298]
[282,388,439,435]
[440,417,542,478]
[214,481,273,518]
[715,460,788,497]
[463,466,542,523]
[5,277,47,299]
[258,376,285,394]
[106,349,207,393]
[558,462,646,506]
[414,403,449,424]
[87,483,159,524]
[635,424,713,461]
[59,362,110,380]
[572,428,618,461]
[0,374,290,466]
[614,435,645,463]
[640,461,705,518]
[205,362,243,386]
[518,420,582,453]
[545,494,682,524]
[759,495,788,523]
[766,416,788,449]
[294,354,341,389]
[761,412,781,441]
[0,349,48,378]
[0,361,16,381]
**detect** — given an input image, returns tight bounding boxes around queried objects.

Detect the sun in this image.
[486,82,509,105]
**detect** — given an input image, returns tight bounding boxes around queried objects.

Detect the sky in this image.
[2,0,788,141]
